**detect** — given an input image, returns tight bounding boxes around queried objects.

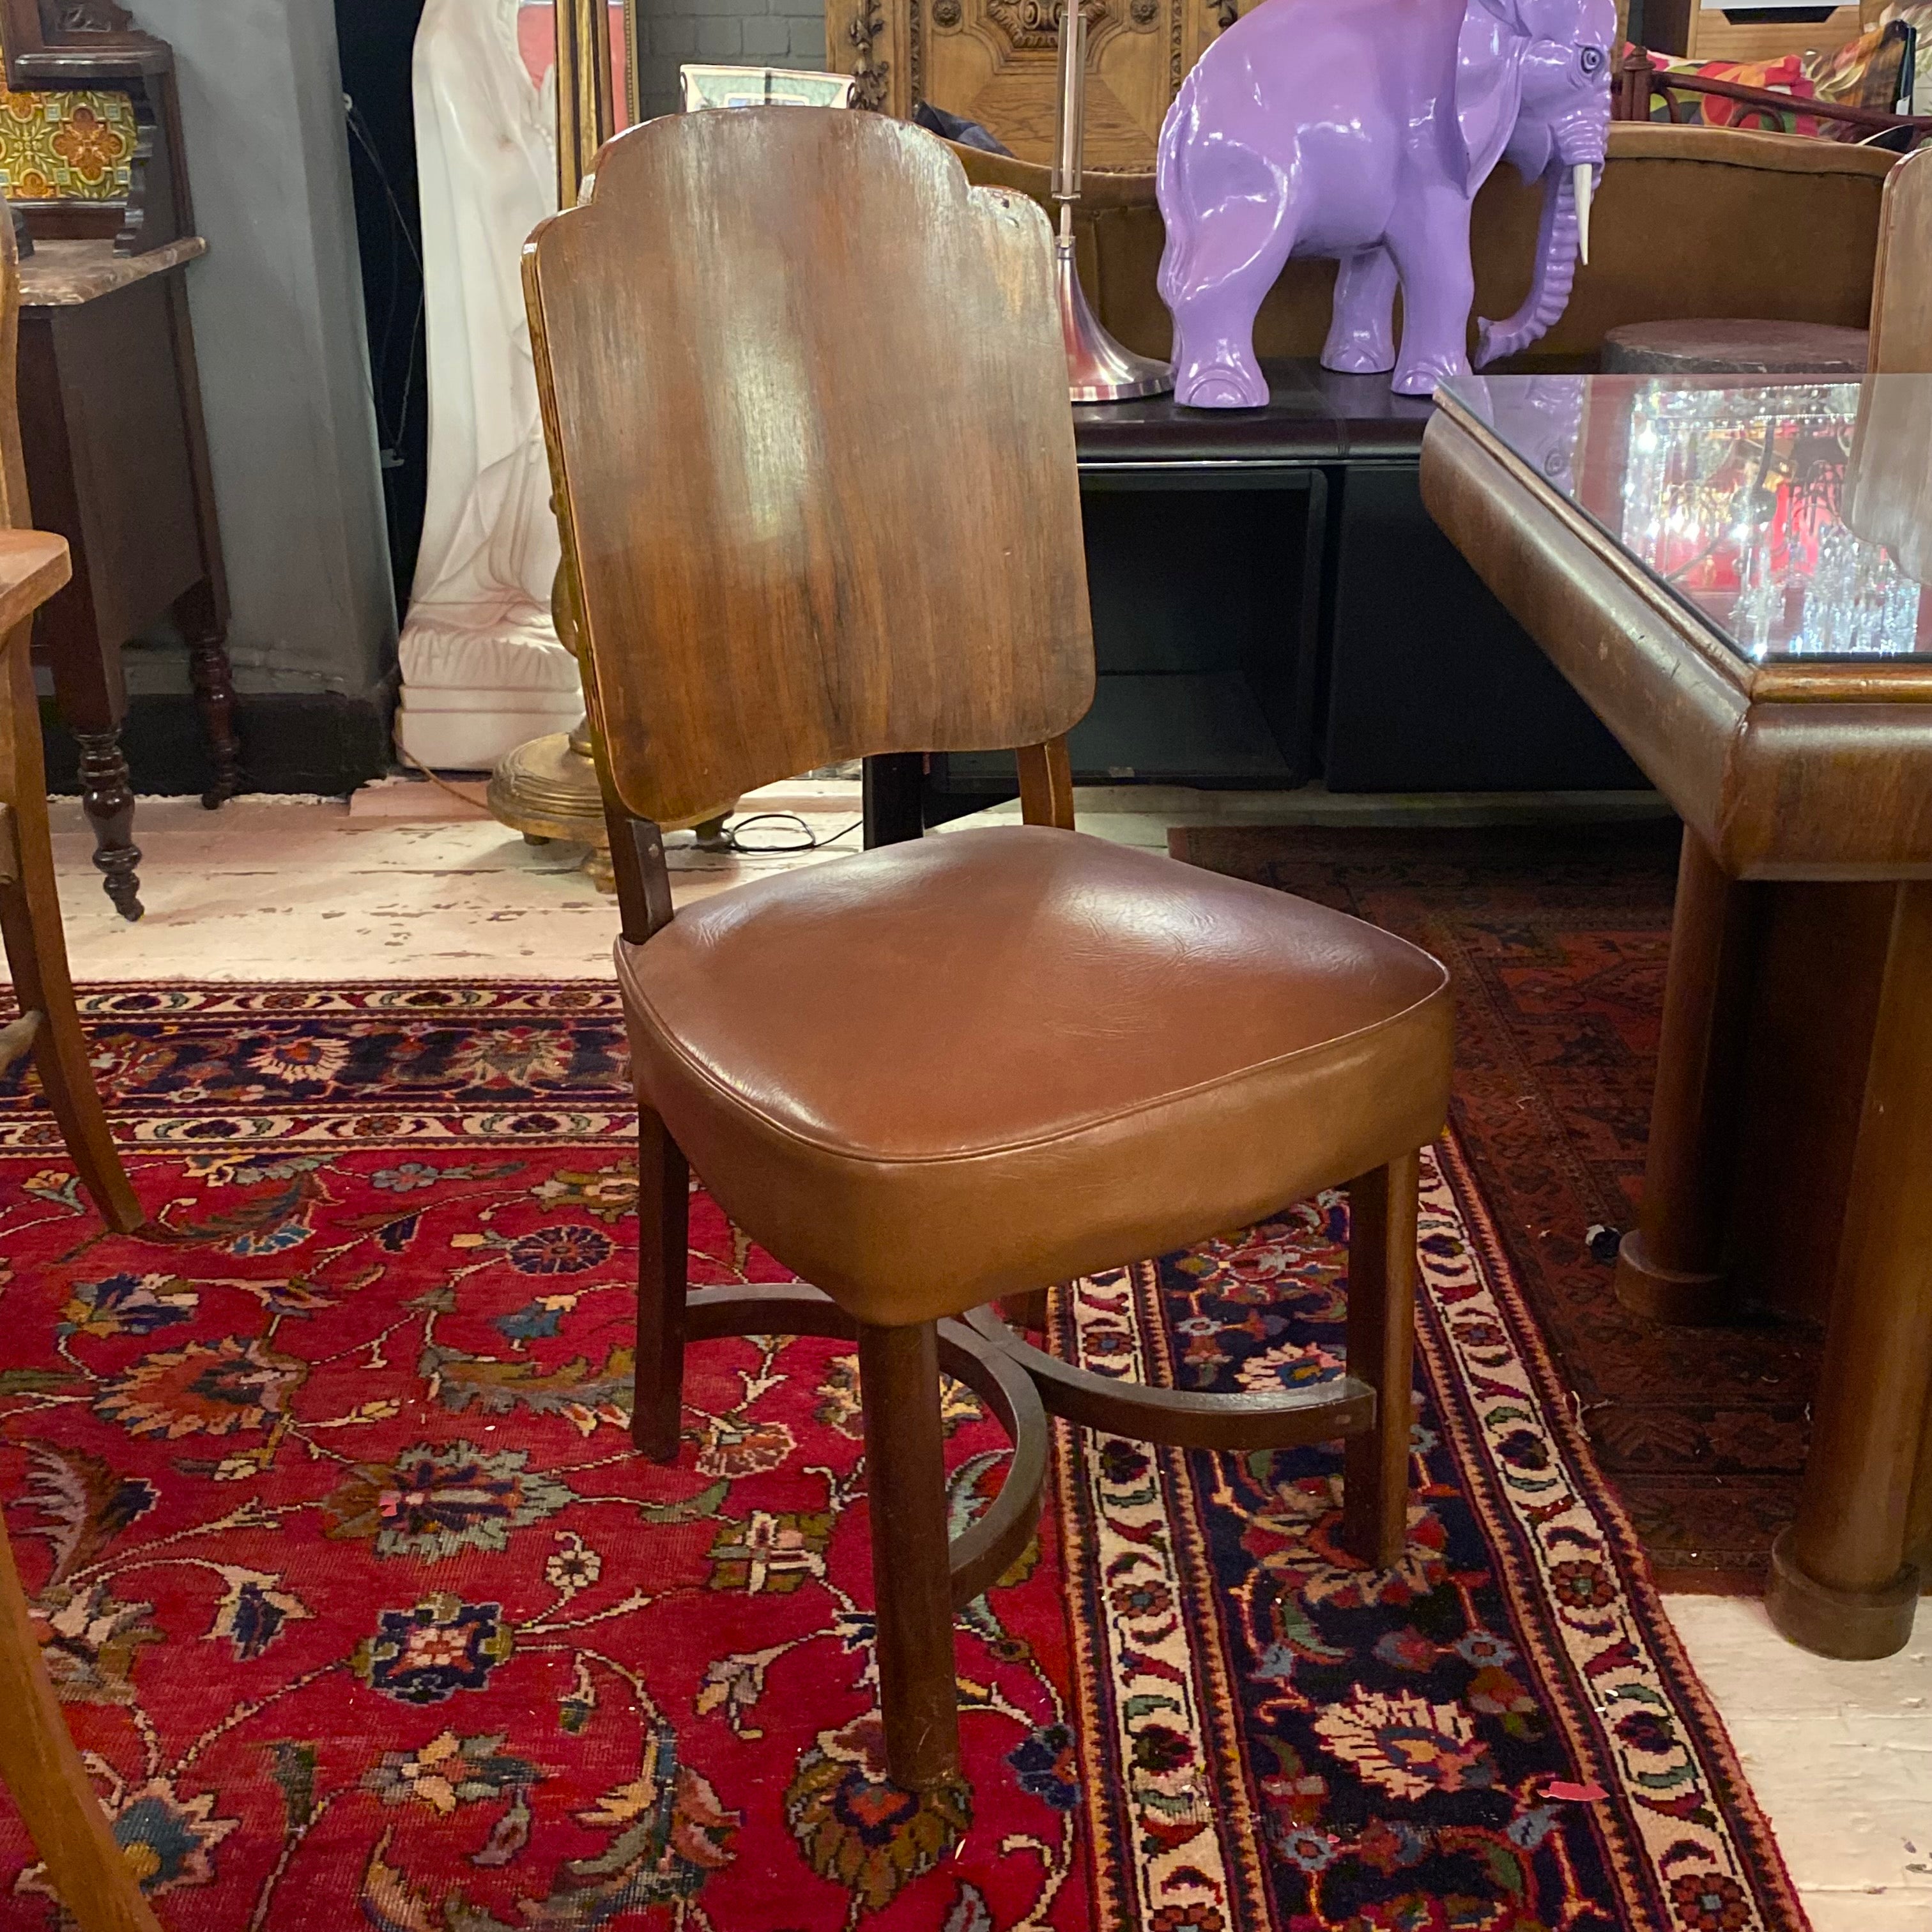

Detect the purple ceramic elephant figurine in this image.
[1156,0,1615,406]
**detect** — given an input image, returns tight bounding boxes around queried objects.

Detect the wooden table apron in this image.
[1422,397,1932,1661]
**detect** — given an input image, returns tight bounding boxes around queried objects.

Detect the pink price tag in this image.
[1545,1780,1608,1804]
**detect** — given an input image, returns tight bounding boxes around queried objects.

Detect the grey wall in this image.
[132,0,395,706]
[633,0,827,123]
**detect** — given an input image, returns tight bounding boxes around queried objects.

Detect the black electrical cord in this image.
[343,95,426,464]
[721,813,864,855]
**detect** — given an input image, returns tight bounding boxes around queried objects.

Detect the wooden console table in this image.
[1423,371,1932,1660]
[18,235,240,920]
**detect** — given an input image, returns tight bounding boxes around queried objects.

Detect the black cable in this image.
[721,813,864,855]
[343,95,426,461]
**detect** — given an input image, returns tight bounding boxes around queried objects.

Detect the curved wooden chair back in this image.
[1870,141,1932,372]
[521,107,1094,834]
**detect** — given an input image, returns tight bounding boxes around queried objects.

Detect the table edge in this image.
[1433,390,1932,707]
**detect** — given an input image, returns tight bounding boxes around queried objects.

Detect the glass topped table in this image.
[1443,371,1932,671]
[1423,375,1932,1663]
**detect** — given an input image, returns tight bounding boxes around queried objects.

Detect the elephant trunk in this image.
[1476,160,1584,370]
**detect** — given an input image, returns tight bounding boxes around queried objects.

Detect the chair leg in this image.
[0,1526,164,1932]
[1341,1149,1420,1570]
[1000,1287,1049,1332]
[175,581,243,810]
[0,648,141,1233]
[857,1319,962,1792]
[631,1107,688,1462]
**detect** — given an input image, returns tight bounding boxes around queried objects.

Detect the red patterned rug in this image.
[1168,822,1818,1591]
[0,985,1805,1931]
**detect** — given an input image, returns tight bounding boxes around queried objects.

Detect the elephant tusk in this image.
[1574,163,1593,268]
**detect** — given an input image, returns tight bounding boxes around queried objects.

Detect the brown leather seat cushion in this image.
[618,827,1452,1327]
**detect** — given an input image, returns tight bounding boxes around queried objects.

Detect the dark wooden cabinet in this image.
[6,0,240,919]
[17,238,238,919]
[1323,462,1640,793]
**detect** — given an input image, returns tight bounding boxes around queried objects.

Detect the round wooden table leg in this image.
[1767,881,1932,1660]
[1615,827,1759,1324]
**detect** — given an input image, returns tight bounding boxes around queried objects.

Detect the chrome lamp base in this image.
[1057,236,1173,404]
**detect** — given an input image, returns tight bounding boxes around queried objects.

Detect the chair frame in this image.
[530,108,1425,1795]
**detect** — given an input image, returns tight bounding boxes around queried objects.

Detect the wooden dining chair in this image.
[0,219,156,1932]
[524,107,1453,1797]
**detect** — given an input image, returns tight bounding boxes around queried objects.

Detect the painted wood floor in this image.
[24,788,1932,1931]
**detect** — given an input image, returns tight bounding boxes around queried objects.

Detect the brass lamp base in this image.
[487,729,617,891]
[486,728,736,894]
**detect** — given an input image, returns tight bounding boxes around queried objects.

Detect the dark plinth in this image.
[1073,360,1639,797]
[1072,359,1438,470]
[1602,318,1871,377]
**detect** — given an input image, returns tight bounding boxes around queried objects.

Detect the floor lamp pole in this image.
[1051,1,1172,402]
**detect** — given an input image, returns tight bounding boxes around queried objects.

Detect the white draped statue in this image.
[395,0,584,770]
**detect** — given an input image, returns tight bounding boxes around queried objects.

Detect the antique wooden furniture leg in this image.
[162,248,242,811]
[1614,827,1758,1322]
[74,728,141,923]
[1767,881,1932,1659]
[0,640,142,1234]
[1,1521,163,1932]
[25,515,142,921]
[631,1105,689,1461]
[1342,1152,1419,1568]
[174,579,241,809]
[859,1320,962,1791]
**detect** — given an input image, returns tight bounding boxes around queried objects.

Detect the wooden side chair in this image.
[523,107,1453,1797]
[0,217,155,1932]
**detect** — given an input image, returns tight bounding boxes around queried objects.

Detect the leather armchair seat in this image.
[620,826,1452,1327]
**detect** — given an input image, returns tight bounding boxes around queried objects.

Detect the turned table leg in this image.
[73,730,141,923]
[174,581,241,809]
[35,533,142,921]
[1615,827,1758,1323]
[1766,880,1932,1659]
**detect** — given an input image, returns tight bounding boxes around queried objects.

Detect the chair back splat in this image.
[523,108,1094,861]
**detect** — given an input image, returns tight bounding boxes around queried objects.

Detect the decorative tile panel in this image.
[0,87,135,201]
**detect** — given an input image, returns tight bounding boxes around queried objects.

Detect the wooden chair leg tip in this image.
[631,1422,682,1462]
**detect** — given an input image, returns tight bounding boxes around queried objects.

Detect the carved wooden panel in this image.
[830,0,1236,171]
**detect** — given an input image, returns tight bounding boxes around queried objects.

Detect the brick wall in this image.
[632,0,829,121]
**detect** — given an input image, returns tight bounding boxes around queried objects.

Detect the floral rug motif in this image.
[0,985,1805,1931]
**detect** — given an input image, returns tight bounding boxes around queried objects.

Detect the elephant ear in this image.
[1453,0,1528,195]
